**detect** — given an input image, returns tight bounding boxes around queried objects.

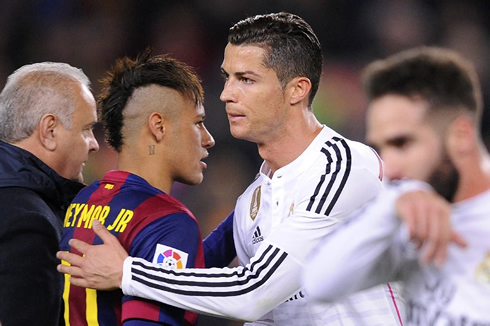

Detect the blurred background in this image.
[1,0,489,325]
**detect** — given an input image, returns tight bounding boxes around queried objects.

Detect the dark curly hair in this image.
[98,49,204,152]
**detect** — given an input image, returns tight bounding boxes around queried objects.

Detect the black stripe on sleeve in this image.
[324,138,352,215]
[307,137,353,216]
[306,147,332,211]
[130,244,289,297]
[314,141,343,214]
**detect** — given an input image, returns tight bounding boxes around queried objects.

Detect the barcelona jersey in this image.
[60,170,204,326]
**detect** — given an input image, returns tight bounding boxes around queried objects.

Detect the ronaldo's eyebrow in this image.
[220,67,260,78]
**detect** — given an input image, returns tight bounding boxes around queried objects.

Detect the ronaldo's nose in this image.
[220,80,235,103]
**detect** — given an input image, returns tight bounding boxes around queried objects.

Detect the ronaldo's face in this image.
[167,98,215,186]
[220,44,288,145]
[366,94,459,200]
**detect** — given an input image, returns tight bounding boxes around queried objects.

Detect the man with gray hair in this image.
[0,62,99,325]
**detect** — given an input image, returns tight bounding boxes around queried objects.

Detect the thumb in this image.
[92,219,116,244]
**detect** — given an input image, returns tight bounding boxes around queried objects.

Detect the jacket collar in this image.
[0,140,85,209]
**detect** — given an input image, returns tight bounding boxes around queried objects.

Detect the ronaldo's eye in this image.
[240,77,253,84]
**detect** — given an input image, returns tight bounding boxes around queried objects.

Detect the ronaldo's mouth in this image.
[227,113,245,122]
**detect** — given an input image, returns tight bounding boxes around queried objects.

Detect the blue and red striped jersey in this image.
[60,170,204,326]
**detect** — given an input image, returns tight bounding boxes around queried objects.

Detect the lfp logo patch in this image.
[152,244,188,270]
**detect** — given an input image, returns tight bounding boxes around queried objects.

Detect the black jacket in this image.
[0,141,84,326]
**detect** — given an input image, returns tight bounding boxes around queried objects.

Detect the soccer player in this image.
[58,12,403,325]
[59,51,216,325]
[302,47,490,324]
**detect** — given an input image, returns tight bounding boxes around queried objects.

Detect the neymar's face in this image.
[166,98,215,186]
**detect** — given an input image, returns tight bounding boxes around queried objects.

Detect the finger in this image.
[434,206,451,266]
[421,240,436,265]
[92,219,117,244]
[422,204,445,265]
[57,263,84,278]
[57,250,84,266]
[429,202,444,260]
[68,238,93,255]
[69,276,90,288]
[450,232,468,248]
[412,202,429,250]
[396,197,416,240]
[404,206,417,241]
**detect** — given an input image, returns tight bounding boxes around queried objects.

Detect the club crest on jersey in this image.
[288,203,294,218]
[152,244,188,270]
[475,252,490,285]
[250,186,261,220]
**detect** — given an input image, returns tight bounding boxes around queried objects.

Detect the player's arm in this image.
[301,180,461,302]
[59,219,302,321]
[122,212,202,325]
[123,239,301,321]
[202,210,236,268]
[301,185,405,302]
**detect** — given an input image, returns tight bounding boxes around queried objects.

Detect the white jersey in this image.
[122,126,402,324]
[303,180,490,325]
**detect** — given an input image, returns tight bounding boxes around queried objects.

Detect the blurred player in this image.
[59,51,217,325]
[302,46,490,324]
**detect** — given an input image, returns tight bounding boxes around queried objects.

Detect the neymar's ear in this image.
[148,112,166,142]
[287,76,312,106]
[38,114,59,151]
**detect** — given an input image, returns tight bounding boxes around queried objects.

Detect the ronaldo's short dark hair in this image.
[228,12,323,107]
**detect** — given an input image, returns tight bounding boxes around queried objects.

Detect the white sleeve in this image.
[122,240,302,322]
[301,181,430,302]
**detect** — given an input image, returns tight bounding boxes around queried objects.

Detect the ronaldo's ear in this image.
[148,112,165,142]
[288,77,312,106]
[38,114,58,151]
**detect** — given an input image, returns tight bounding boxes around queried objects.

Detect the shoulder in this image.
[298,134,383,218]
[0,187,59,239]
[0,187,53,218]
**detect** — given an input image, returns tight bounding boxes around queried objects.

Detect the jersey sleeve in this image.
[121,212,201,325]
[202,211,236,268]
[122,240,302,322]
[301,180,430,302]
